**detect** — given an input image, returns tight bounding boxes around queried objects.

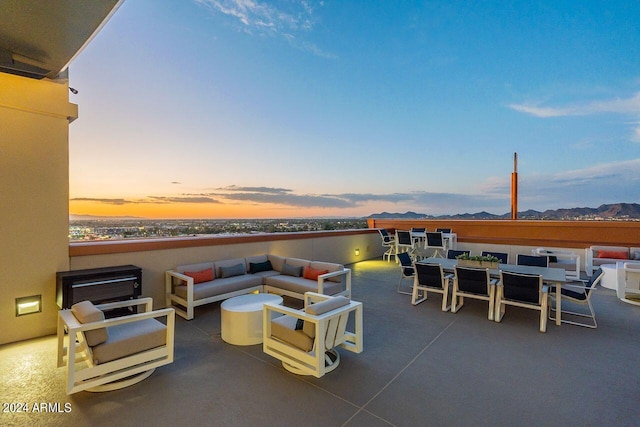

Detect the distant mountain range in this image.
[368,203,640,220]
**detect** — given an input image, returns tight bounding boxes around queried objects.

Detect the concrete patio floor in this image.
[2,259,639,427]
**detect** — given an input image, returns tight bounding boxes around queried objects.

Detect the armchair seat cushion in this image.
[92,318,167,365]
[271,315,314,352]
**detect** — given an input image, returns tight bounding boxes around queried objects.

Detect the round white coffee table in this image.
[221,294,283,345]
[599,264,617,290]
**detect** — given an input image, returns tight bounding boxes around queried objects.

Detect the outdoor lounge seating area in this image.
[2,259,639,426]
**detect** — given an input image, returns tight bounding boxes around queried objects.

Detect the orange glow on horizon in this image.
[69,200,353,219]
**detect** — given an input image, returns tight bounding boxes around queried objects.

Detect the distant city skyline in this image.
[69,1,640,219]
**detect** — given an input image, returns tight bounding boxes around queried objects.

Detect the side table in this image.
[221,294,283,345]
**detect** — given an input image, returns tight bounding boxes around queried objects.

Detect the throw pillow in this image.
[596,250,628,260]
[220,263,246,278]
[281,263,303,277]
[249,260,273,274]
[183,268,214,284]
[303,266,329,281]
[633,251,640,261]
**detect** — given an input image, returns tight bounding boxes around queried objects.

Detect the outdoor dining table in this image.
[420,257,568,326]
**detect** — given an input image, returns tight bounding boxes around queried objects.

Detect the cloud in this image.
[220,185,291,194]
[219,191,354,208]
[509,92,640,118]
[148,196,221,204]
[70,197,130,205]
[195,0,334,58]
[510,91,640,143]
[71,159,640,215]
[515,159,640,209]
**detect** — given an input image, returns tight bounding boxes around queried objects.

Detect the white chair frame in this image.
[494,271,549,333]
[57,298,175,394]
[424,231,447,258]
[395,230,416,258]
[533,248,581,281]
[412,262,453,311]
[378,229,397,262]
[397,251,415,295]
[452,267,497,320]
[618,262,640,306]
[263,292,363,378]
[549,269,604,329]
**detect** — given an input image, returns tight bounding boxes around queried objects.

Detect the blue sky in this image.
[68,0,640,218]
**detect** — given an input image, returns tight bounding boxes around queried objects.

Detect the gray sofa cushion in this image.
[175,275,262,300]
[71,301,109,347]
[92,318,166,365]
[268,255,286,272]
[285,257,311,269]
[215,258,247,277]
[282,264,303,277]
[220,263,246,278]
[265,275,342,296]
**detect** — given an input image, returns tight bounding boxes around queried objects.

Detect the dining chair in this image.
[436,228,452,233]
[482,251,509,264]
[412,262,453,310]
[517,254,548,267]
[548,268,604,328]
[495,271,548,332]
[396,230,415,257]
[447,249,470,260]
[397,251,415,295]
[378,229,397,262]
[425,231,447,258]
[410,228,426,256]
[452,266,497,320]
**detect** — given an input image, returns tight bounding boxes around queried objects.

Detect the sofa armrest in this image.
[317,268,351,297]
[165,270,194,300]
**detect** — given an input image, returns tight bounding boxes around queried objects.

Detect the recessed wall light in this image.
[16,295,41,316]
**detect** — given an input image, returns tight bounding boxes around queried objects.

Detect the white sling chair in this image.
[263,292,363,378]
[57,298,175,394]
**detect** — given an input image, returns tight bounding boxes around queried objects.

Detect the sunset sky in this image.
[68,0,640,219]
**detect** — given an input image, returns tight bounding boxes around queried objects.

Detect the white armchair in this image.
[618,262,640,306]
[262,292,363,378]
[57,298,175,394]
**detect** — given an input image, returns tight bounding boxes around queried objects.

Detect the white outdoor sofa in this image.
[585,246,640,276]
[165,254,351,320]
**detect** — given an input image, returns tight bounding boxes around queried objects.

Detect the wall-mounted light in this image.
[16,295,41,316]
[354,248,360,256]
